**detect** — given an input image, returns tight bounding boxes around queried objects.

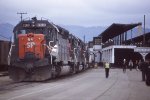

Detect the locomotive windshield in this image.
[14,19,58,44]
[17,28,47,34]
[14,20,48,35]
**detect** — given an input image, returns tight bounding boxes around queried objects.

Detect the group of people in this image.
[123,58,150,86]
[139,59,150,86]
[123,59,133,72]
[123,59,142,72]
[103,59,150,86]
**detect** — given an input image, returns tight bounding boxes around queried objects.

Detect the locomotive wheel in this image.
[51,65,56,78]
[71,64,76,74]
[81,63,85,71]
[70,65,74,74]
[55,66,59,77]
[75,64,79,73]
[8,67,26,82]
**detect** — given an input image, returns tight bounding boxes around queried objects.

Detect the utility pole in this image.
[83,35,85,43]
[143,15,146,46]
[17,12,27,21]
[131,29,133,45]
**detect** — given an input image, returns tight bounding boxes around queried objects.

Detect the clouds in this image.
[87,0,149,14]
[0,0,150,27]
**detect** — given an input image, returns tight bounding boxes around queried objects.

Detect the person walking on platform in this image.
[135,60,141,71]
[145,60,150,86]
[128,60,133,71]
[135,60,139,71]
[123,59,127,73]
[105,62,110,78]
[139,60,148,81]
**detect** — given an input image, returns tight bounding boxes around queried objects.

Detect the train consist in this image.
[8,17,89,81]
[0,40,10,71]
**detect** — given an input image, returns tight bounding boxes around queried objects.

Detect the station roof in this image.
[99,23,142,42]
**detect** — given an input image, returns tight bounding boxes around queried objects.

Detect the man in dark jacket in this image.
[123,59,127,73]
[145,60,150,86]
[139,60,148,81]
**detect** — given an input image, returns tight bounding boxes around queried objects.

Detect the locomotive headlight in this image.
[32,24,35,27]
[28,38,33,41]
[32,21,35,27]
[31,38,33,41]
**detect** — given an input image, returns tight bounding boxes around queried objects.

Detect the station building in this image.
[89,23,150,67]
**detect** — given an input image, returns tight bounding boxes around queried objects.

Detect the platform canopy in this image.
[99,23,142,42]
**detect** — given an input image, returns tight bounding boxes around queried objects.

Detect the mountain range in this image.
[0,23,150,42]
[60,25,106,42]
[0,23,14,41]
[0,23,106,42]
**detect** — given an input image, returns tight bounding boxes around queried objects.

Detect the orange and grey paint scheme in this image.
[18,33,46,60]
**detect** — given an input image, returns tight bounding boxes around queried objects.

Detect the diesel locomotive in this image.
[8,17,88,81]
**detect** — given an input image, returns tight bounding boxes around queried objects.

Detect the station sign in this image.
[134,47,150,53]
[93,37,102,45]
[134,47,150,61]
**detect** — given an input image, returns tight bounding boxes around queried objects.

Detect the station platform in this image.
[0,68,150,100]
[95,68,150,100]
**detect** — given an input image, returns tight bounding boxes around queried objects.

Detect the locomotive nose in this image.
[18,33,45,60]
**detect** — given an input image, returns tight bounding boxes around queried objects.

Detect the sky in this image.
[0,0,150,27]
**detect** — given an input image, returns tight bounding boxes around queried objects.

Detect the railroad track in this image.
[0,68,90,93]
[0,81,35,91]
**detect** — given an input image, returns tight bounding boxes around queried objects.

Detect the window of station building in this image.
[94,38,102,45]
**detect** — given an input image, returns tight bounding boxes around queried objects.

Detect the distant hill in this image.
[0,23,106,42]
[60,25,106,42]
[0,23,149,42]
[126,27,150,40]
[60,25,150,42]
[0,23,14,41]
[129,28,150,38]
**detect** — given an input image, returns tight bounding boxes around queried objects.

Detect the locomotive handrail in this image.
[48,41,54,54]
[51,23,59,32]
[73,48,77,63]
[43,41,54,54]
[43,44,52,54]
[7,43,15,65]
